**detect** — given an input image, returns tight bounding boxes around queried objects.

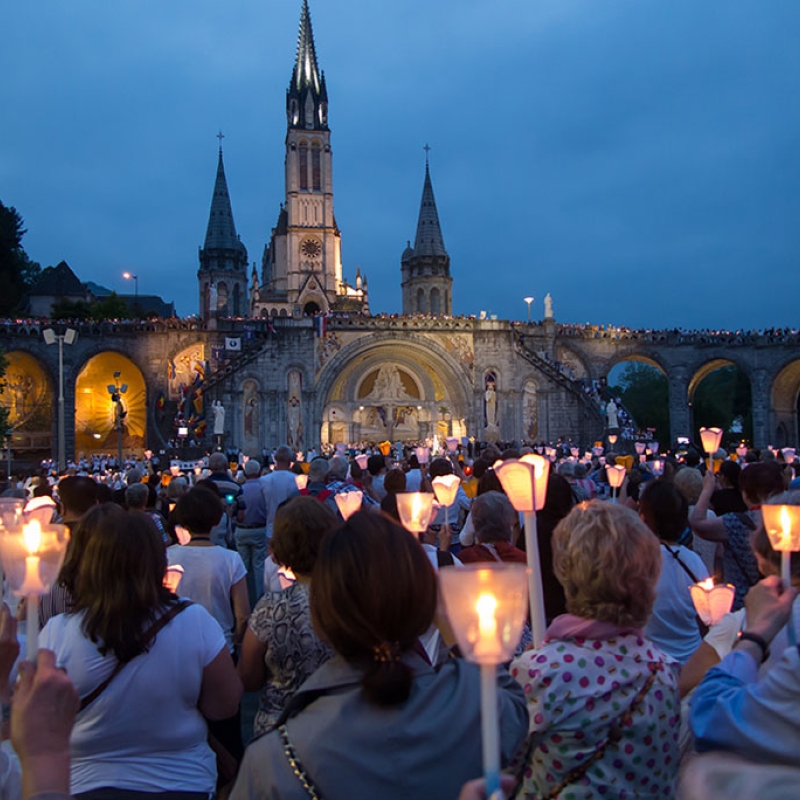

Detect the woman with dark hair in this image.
[231,511,527,799]
[691,461,784,609]
[40,503,242,796]
[640,480,709,664]
[238,496,337,736]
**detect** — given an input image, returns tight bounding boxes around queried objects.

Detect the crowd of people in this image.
[0,437,799,798]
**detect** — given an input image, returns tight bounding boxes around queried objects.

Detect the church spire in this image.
[204,140,240,251]
[287,0,328,130]
[412,156,447,257]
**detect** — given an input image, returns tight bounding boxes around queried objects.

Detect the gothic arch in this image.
[74,352,147,456]
[687,357,749,402]
[0,351,54,451]
[770,359,800,447]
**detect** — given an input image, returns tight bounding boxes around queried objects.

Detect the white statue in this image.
[606,398,619,429]
[485,381,497,428]
[213,401,226,435]
[208,282,218,315]
[544,293,553,319]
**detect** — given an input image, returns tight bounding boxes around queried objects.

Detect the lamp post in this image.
[107,372,128,465]
[523,296,534,324]
[122,271,139,298]
[42,327,77,472]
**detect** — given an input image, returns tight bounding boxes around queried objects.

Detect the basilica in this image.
[2,1,799,464]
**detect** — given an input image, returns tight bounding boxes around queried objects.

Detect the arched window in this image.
[311,142,322,191]
[298,141,308,190]
[416,288,426,314]
[430,288,441,315]
[232,284,241,317]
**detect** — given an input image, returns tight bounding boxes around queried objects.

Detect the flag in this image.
[155,391,166,410]
[211,346,225,361]
[193,360,207,381]
[225,337,242,351]
[168,359,177,380]
[315,314,327,338]
[192,387,204,416]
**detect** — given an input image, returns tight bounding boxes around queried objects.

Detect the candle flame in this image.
[476,593,498,636]
[23,519,42,555]
[698,577,714,591]
[780,506,792,549]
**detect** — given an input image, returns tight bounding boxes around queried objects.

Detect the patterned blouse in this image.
[248,582,332,737]
[511,632,680,799]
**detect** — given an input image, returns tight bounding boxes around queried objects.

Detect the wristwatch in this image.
[736,631,770,663]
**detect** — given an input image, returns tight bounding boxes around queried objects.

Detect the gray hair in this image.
[244,460,262,477]
[308,457,330,483]
[125,482,150,509]
[472,491,516,544]
[328,455,349,481]
[208,453,228,472]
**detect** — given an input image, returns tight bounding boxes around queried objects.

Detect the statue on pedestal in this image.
[544,293,554,319]
[213,400,226,447]
[606,398,619,430]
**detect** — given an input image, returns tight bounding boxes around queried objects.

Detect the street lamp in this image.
[107,372,128,465]
[43,327,77,472]
[523,296,534,324]
[122,271,139,298]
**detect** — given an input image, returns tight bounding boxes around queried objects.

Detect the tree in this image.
[610,362,670,442]
[0,350,9,446]
[0,202,41,316]
[693,366,753,445]
[51,292,129,321]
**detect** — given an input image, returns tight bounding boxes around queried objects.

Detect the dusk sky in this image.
[2,1,799,330]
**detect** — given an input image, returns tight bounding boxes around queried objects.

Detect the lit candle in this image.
[473,593,501,661]
[779,506,793,589]
[19,521,45,596]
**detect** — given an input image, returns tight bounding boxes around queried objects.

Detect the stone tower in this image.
[254,0,368,317]
[401,155,452,315]
[197,142,248,319]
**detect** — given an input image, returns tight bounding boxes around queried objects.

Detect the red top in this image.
[459,541,527,565]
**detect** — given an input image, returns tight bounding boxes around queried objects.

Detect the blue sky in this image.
[2,1,799,329]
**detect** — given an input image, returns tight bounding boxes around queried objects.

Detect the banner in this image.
[315,314,327,338]
[225,337,242,351]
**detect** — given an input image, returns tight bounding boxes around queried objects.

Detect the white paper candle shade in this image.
[396,492,435,533]
[0,520,69,597]
[493,455,550,514]
[431,475,461,508]
[439,563,529,665]
[689,579,735,627]
[335,490,363,521]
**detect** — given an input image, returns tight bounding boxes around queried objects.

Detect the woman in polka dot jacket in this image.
[511,502,680,799]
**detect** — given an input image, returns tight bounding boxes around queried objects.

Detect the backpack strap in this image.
[78,600,193,712]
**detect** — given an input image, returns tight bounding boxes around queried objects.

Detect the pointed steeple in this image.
[287,0,329,130]
[204,144,242,252]
[412,159,447,257]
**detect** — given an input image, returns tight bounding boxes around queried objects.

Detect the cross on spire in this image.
[217,130,225,149]
[423,143,431,167]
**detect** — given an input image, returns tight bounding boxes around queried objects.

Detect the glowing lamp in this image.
[0,519,69,660]
[492,454,549,646]
[606,464,626,490]
[783,448,796,464]
[294,474,308,491]
[355,454,369,470]
[762,504,800,600]
[432,475,461,531]
[592,446,604,457]
[439,563,529,799]
[439,564,529,665]
[431,474,461,508]
[396,492,435,533]
[607,434,618,446]
[570,447,580,458]
[415,446,430,465]
[652,459,664,477]
[446,437,459,453]
[493,454,549,514]
[690,578,735,627]
[334,490,363,520]
[379,441,392,457]
[699,427,724,472]
[635,442,646,455]
[650,441,659,455]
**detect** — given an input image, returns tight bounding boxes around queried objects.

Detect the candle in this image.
[474,593,501,661]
